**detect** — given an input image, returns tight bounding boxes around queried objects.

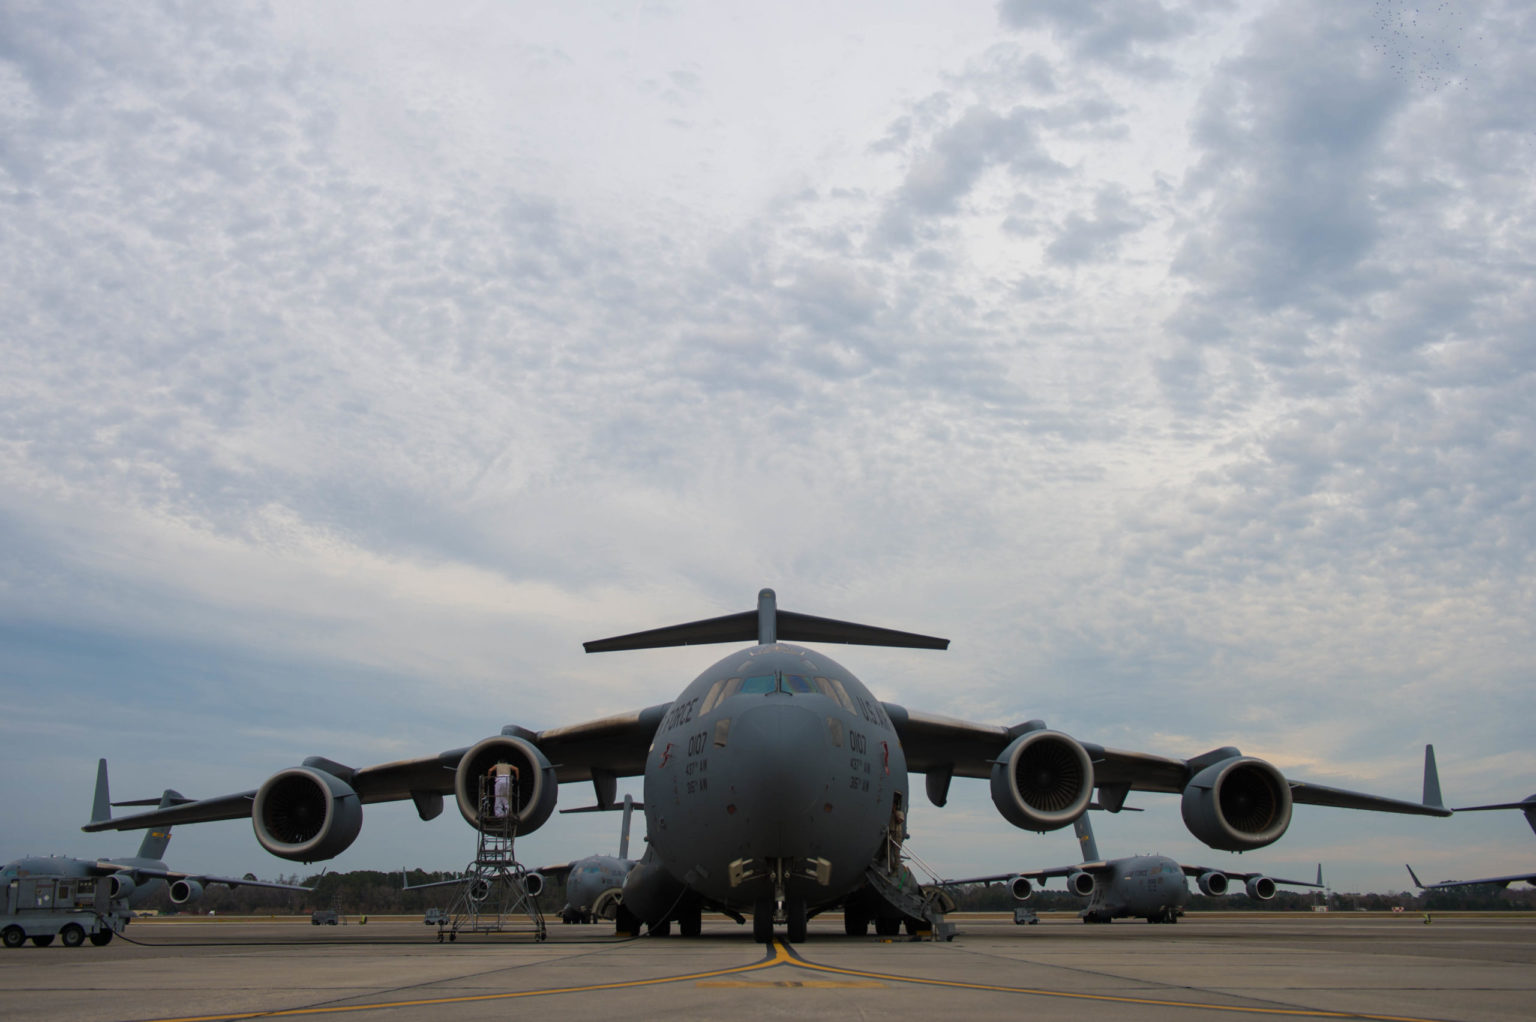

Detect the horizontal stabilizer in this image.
[560,801,646,813]
[584,588,948,652]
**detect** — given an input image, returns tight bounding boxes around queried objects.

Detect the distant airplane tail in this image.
[94,761,190,860]
[91,759,112,826]
[1073,812,1101,863]
[133,789,186,861]
[619,793,635,860]
[1405,864,1427,889]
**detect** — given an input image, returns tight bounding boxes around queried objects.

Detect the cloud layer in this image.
[2,0,1532,892]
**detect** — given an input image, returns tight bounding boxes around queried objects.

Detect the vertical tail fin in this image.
[1422,745,1444,810]
[618,793,634,860]
[132,790,181,860]
[1073,812,1100,863]
[91,759,112,826]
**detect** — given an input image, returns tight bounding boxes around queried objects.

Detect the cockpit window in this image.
[820,676,856,712]
[782,674,814,694]
[699,679,727,715]
[740,674,777,695]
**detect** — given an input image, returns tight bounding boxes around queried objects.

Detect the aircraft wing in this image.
[884,704,1450,817]
[1178,864,1321,888]
[1406,864,1536,890]
[529,862,575,880]
[82,703,671,834]
[92,861,311,891]
[934,862,1113,887]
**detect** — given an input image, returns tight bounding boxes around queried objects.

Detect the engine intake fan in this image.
[990,729,1094,832]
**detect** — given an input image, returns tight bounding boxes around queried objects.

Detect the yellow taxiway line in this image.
[132,939,1454,1022]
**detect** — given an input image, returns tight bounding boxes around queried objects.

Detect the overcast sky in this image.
[2,0,1532,898]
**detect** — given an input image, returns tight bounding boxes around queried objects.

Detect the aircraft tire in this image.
[649,918,672,937]
[2,926,23,949]
[678,906,702,937]
[874,915,900,937]
[786,898,807,943]
[843,911,868,937]
[32,934,54,947]
[752,900,774,944]
[60,924,85,948]
[90,929,113,947]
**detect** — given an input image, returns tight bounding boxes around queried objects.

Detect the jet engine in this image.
[1245,876,1277,900]
[453,735,559,834]
[253,766,364,862]
[1196,871,1230,897]
[1180,756,1293,852]
[1066,869,1096,897]
[1009,876,1033,901]
[522,872,545,898]
[169,879,204,905]
[989,730,1094,832]
[107,874,136,900]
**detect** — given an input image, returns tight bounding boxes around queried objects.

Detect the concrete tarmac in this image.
[2,912,1532,1022]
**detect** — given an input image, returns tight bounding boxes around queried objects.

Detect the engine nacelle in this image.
[108,874,136,900]
[454,735,559,834]
[1245,876,1277,901]
[523,872,545,898]
[1066,869,1096,897]
[1180,756,1293,852]
[989,730,1094,832]
[169,879,204,905]
[1009,876,1033,901]
[1197,871,1230,897]
[253,766,365,862]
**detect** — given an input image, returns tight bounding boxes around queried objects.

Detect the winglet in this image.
[1422,745,1444,810]
[91,759,111,825]
[1406,864,1426,889]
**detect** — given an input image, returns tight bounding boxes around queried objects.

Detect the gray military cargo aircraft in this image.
[3,760,310,914]
[1407,791,1536,891]
[83,589,1449,941]
[540,794,640,924]
[946,809,1323,923]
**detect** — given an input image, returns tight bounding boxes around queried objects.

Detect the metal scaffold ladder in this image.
[433,772,547,943]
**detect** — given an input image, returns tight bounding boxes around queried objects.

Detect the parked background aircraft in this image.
[1408,792,1536,891]
[539,794,640,924]
[83,590,1449,942]
[946,808,1324,923]
[3,760,310,910]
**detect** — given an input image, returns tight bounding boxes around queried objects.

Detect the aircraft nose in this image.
[724,700,836,857]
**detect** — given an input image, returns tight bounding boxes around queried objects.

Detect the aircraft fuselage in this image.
[638,643,906,915]
[1082,854,1188,923]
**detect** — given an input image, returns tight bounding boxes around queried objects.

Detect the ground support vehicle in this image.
[3,876,128,948]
